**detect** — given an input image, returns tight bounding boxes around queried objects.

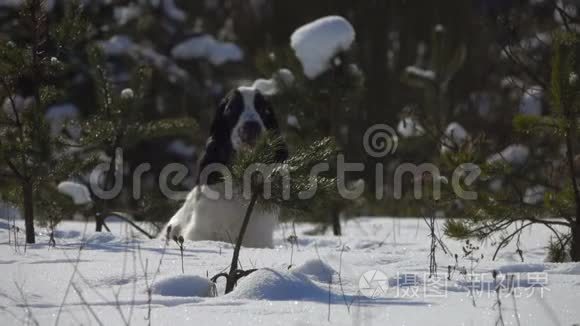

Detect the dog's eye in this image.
[254,94,272,116]
[225,94,243,116]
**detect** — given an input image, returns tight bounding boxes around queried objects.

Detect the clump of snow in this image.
[440,122,468,154]
[519,86,543,116]
[57,181,92,205]
[159,0,186,22]
[404,66,436,81]
[397,117,425,138]
[486,144,530,166]
[290,16,355,79]
[275,68,295,85]
[114,4,141,25]
[171,35,243,66]
[227,268,329,300]
[292,259,336,283]
[167,140,196,158]
[45,103,81,139]
[98,35,188,82]
[98,35,133,56]
[287,114,300,129]
[523,185,546,205]
[121,88,134,99]
[151,275,214,297]
[570,72,578,86]
[251,68,295,95]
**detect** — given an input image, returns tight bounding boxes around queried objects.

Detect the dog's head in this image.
[197,87,288,185]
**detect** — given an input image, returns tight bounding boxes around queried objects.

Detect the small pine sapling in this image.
[212,134,339,294]
[444,31,580,262]
[0,0,92,243]
[80,48,197,233]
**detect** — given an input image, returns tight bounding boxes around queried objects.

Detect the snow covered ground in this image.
[1,217,579,325]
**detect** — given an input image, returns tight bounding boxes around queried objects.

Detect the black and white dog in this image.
[164,87,287,247]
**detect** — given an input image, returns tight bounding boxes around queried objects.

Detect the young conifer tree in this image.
[444,31,580,262]
[80,48,198,232]
[254,39,363,235]
[214,134,339,293]
[0,0,90,243]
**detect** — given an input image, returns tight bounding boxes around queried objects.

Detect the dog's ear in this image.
[197,93,235,185]
[208,91,232,139]
[254,91,289,162]
[254,91,279,132]
[196,136,232,185]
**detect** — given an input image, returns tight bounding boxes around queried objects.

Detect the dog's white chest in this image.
[164,184,278,248]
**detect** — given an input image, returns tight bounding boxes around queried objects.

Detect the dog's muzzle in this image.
[239,121,262,146]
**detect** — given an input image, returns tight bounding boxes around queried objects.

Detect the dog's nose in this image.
[240,121,262,145]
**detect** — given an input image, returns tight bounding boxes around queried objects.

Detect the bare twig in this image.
[71,283,104,326]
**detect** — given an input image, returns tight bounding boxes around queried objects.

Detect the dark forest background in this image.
[1,0,579,256]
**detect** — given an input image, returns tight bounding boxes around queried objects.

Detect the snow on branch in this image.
[290,16,355,79]
[171,35,243,66]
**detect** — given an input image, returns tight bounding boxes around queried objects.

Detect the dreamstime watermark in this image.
[357,270,550,300]
[87,124,481,202]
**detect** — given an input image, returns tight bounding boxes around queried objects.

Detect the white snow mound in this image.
[151,275,214,297]
[84,232,117,244]
[292,259,336,283]
[549,263,580,275]
[172,35,243,65]
[227,268,329,300]
[290,16,355,79]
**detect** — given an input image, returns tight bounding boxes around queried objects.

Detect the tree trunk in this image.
[95,214,104,232]
[571,223,580,262]
[330,206,341,236]
[564,108,580,261]
[22,180,35,244]
[96,148,118,232]
[225,192,259,294]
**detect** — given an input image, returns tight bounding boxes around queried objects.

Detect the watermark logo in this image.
[357,270,550,299]
[358,270,389,299]
[363,124,398,157]
[86,124,481,203]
